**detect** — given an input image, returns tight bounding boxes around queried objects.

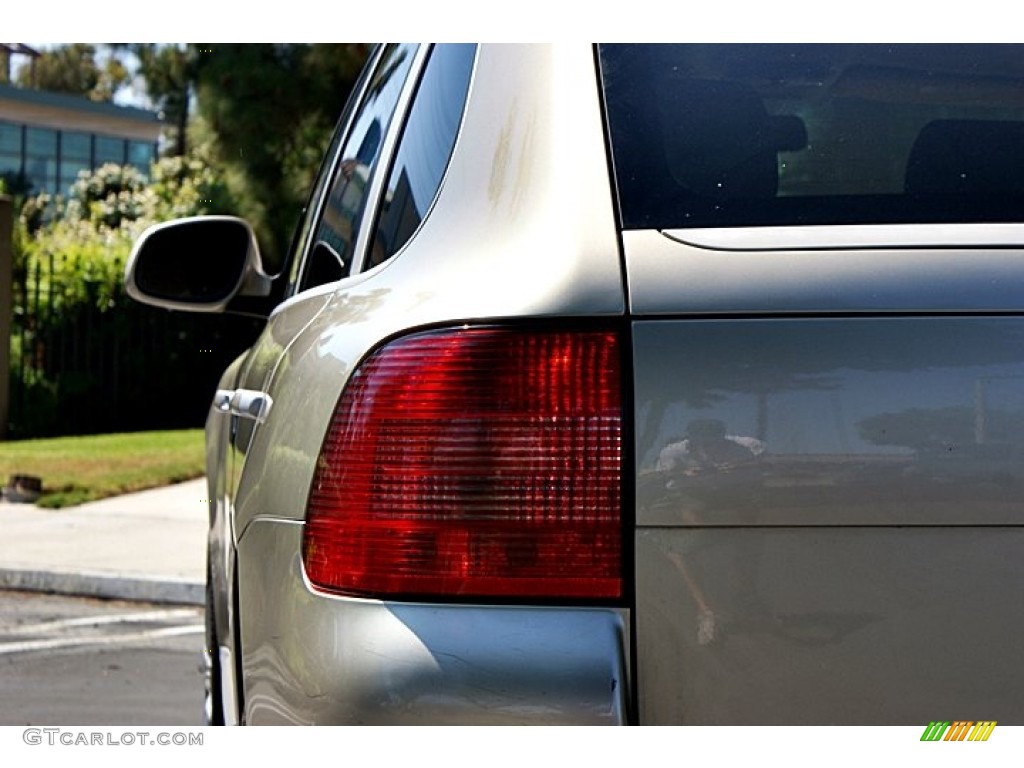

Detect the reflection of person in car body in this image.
[656,419,767,645]
[656,418,765,474]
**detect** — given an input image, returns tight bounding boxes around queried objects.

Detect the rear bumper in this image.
[237,518,628,725]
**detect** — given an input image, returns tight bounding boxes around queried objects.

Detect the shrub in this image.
[9,157,253,438]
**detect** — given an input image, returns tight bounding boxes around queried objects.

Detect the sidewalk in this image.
[0,478,207,605]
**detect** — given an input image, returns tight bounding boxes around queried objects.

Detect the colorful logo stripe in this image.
[920,721,996,741]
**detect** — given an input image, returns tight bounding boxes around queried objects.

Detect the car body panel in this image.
[635,317,1024,527]
[238,519,628,725]
[625,228,1024,315]
[631,236,1024,722]
[229,289,335,531]
[231,43,623,534]
[636,526,1024,724]
[225,43,627,722]
[205,353,245,724]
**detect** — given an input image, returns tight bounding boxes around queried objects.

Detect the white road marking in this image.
[6,608,199,636]
[0,624,203,655]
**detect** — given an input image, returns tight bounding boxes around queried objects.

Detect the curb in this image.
[0,567,203,606]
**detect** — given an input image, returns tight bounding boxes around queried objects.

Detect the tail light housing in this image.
[303,326,622,601]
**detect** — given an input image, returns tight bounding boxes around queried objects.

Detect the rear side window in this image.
[298,44,418,292]
[366,43,476,269]
[599,44,1024,230]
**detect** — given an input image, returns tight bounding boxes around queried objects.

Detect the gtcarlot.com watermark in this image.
[23,728,202,747]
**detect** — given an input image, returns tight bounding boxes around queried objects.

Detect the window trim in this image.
[362,43,479,273]
[286,44,384,298]
[347,44,432,277]
[290,43,430,296]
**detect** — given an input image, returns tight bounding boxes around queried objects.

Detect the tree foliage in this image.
[191,43,371,271]
[132,44,193,156]
[15,44,129,102]
[20,157,233,314]
[5,45,373,437]
[15,43,371,273]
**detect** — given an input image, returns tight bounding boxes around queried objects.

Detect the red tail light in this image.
[303,326,622,600]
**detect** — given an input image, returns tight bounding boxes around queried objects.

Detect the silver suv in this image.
[128,44,1024,724]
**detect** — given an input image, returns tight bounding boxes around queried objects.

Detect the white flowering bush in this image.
[9,153,252,437]
[19,157,233,314]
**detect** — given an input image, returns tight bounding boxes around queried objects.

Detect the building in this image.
[0,81,162,196]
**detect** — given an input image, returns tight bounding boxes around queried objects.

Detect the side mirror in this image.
[125,215,272,313]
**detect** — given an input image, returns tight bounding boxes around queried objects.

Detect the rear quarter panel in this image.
[633,316,1024,723]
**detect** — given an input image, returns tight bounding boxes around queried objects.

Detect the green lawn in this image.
[0,429,205,508]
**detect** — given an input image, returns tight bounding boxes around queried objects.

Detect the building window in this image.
[0,123,24,189]
[0,119,156,195]
[95,135,126,166]
[127,141,154,168]
[61,131,90,161]
[25,127,57,193]
[60,131,92,191]
[0,122,21,153]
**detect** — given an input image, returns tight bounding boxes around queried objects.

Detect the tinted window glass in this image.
[25,128,56,156]
[299,44,417,292]
[95,136,126,165]
[0,123,21,153]
[599,44,1024,229]
[128,141,155,168]
[1,124,22,188]
[60,159,90,192]
[287,87,362,290]
[286,49,382,291]
[62,132,91,160]
[0,153,19,175]
[366,44,475,269]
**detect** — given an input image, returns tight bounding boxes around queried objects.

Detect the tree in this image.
[93,55,131,102]
[18,44,372,271]
[132,44,194,156]
[14,44,130,102]
[191,44,371,271]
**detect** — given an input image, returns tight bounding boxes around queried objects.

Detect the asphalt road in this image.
[0,590,204,726]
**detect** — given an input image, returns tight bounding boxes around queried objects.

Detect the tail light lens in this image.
[303,326,622,601]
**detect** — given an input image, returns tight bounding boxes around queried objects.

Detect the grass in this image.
[0,429,205,508]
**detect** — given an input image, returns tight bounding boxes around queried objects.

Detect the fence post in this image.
[0,195,11,439]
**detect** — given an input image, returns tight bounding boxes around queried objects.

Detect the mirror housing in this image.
[125,215,272,313]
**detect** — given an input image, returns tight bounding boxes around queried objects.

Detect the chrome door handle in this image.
[213,389,273,422]
[231,389,273,422]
